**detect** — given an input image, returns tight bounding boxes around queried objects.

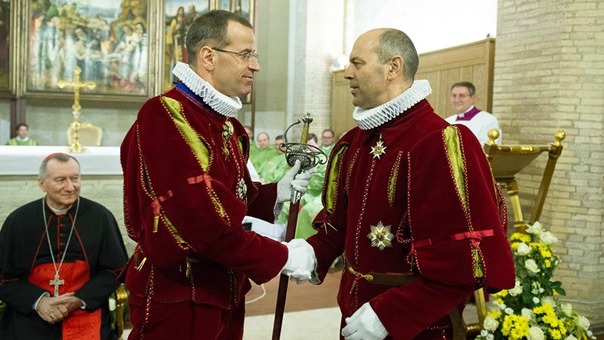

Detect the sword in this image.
[271,113,325,340]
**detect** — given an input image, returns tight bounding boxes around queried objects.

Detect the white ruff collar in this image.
[353,80,432,130]
[172,62,242,118]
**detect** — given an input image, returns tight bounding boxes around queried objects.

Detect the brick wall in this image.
[495,0,604,326]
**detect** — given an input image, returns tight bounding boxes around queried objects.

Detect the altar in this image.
[0,145,121,175]
[0,145,136,254]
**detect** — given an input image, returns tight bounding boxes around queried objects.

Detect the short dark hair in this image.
[39,153,80,179]
[321,129,334,137]
[15,123,28,131]
[451,81,476,96]
[186,10,253,66]
[377,29,419,82]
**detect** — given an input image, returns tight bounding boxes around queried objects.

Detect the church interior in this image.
[1,0,603,339]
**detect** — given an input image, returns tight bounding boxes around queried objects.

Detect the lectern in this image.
[465,128,566,338]
[484,129,566,233]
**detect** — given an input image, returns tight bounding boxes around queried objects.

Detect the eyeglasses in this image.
[450,94,471,99]
[211,47,259,62]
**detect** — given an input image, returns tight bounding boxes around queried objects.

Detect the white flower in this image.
[494,300,507,309]
[565,335,578,340]
[532,297,540,304]
[486,334,494,340]
[504,307,514,315]
[578,315,591,329]
[528,326,545,340]
[483,316,499,332]
[525,259,541,273]
[541,296,555,307]
[561,302,573,316]
[516,242,532,255]
[509,279,523,296]
[539,231,558,245]
[526,221,543,235]
[521,308,533,320]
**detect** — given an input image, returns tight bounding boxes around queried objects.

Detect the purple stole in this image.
[455,106,481,121]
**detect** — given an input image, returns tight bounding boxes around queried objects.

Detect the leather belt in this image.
[347,265,413,286]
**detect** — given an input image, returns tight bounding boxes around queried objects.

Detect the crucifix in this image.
[57,66,96,153]
[49,272,65,297]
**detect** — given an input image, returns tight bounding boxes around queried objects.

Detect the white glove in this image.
[341,302,388,340]
[281,238,316,283]
[276,160,313,203]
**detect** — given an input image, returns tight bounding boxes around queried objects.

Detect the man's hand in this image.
[281,238,316,283]
[341,302,388,340]
[276,160,313,203]
[36,292,83,324]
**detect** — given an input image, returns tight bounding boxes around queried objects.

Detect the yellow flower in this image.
[502,314,530,339]
[511,233,531,243]
[550,328,562,339]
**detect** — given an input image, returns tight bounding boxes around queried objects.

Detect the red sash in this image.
[28,260,101,340]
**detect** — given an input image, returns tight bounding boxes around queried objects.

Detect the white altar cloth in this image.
[0,146,122,175]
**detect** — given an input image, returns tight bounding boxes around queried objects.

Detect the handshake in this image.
[281,239,316,282]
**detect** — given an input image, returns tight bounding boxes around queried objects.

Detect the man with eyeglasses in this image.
[445,81,502,145]
[320,128,336,155]
[120,10,312,340]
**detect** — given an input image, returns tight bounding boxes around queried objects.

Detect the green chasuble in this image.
[251,147,277,177]
[258,152,290,184]
[6,138,38,146]
[277,160,327,239]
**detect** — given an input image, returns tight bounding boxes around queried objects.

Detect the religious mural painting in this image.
[26,0,149,97]
[0,0,9,91]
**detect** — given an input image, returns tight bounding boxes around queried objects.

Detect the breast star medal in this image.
[367,221,394,250]
[236,178,247,202]
[221,120,234,158]
[370,134,386,159]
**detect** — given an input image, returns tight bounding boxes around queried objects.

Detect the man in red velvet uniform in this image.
[0,153,128,340]
[287,29,516,339]
[120,10,312,340]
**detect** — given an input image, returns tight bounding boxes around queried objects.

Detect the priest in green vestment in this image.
[6,123,39,146]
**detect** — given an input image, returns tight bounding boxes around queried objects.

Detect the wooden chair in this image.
[114,283,130,340]
[464,128,566,338]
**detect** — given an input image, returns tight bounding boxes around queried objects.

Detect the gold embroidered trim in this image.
[387,152,402,206]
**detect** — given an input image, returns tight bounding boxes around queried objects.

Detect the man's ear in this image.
[388,56,403,79]
[198,46,215,71]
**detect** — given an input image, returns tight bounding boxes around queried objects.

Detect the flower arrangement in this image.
[476,222,596,340]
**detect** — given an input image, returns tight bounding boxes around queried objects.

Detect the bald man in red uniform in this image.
[285,28,515,339]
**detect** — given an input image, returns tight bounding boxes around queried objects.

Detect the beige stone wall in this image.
[495,0,604,326]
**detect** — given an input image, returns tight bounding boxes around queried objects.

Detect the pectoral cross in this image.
[49,272,64,297]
